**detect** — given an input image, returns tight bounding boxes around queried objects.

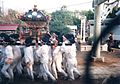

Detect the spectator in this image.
[107,33,114,52]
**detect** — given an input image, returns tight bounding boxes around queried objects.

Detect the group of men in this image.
[0,32,80,82]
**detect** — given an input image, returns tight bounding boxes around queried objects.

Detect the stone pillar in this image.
[80,16,86,43]
[94,4,102,58]
[82,16,86,43]
[80,19,83,41]
[93,3,104,62]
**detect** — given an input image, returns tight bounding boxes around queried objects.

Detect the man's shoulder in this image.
[6,45,12,49]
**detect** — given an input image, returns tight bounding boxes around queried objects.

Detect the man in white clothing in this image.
[36,43,56,81]
[51,36,68,79]
[1,35,14,80]
[1,34,23,82]
[24,37,34,80]
[61,34,80,80]
[36,34,56,81]
[1,45,14,79]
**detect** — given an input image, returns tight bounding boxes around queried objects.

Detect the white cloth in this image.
[1,63,14,79]
[36,45,49,64]
[40,63,56,81]
[61,43,79,80]
[5,45,14,59]
[1,45,14,79]
[24,46,34,64]
[24,46,34,80]
[36,45,56,81]
[62,44,77,64]
[51,46,67,79]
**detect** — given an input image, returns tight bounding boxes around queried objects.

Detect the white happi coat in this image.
[1,45,23,80]
[5,45,14,60]
[24,46,34,80]
[1,45,14,79]
[66,44,77,66]
[61,43,80,80]
[36,45,56,81]
[24,46,34,64]
[51,46,67,79]
[36,45,49,64]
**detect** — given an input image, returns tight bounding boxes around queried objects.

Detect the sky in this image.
[0,0,93,13]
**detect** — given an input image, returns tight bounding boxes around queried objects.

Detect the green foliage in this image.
[51,10,73,25]
[73,17,81,29]
[80,10,94,20]
[49,9,94,35]
[49,21,71,35]
[49,10,73,35]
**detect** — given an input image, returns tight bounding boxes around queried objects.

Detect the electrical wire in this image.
[42,1,92,11]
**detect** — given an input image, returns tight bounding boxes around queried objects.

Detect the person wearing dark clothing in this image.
[107,33,114,52]
[25,37,33,47]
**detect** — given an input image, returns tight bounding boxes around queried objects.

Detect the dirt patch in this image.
[76,49,120,67]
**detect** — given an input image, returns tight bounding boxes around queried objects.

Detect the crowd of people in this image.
[0,31,80,83]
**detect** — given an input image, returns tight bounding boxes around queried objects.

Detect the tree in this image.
[0,9,23,24]
[80,10,94,20]
[73,17,81,30]
[49,10,74,35]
